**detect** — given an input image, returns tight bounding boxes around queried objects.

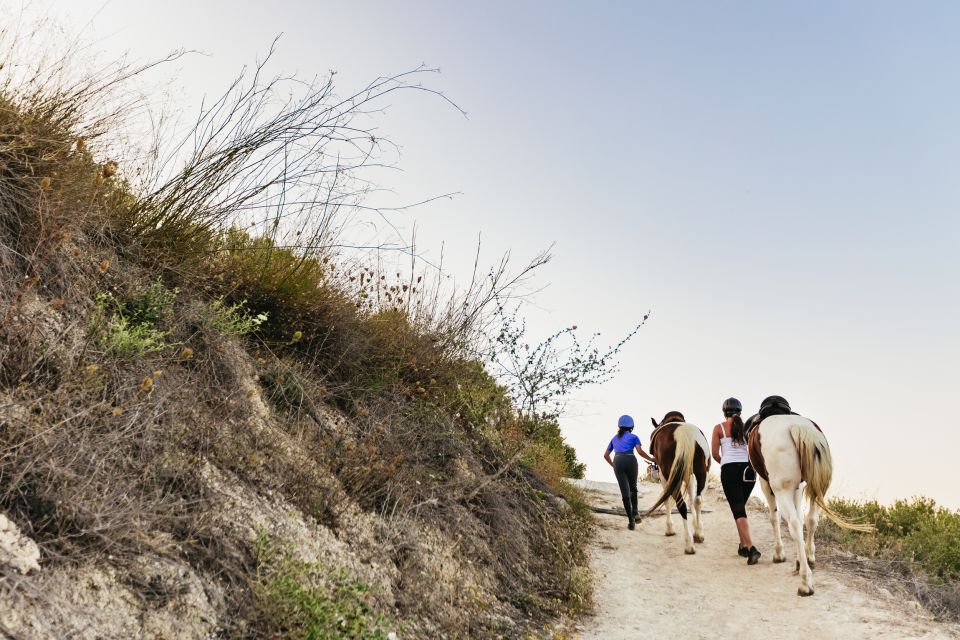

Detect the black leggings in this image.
[613,453,638,517]
[721,462,755,520]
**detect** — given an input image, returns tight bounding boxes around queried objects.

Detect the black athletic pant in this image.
[613,453,639,517]
[720,462,755,520]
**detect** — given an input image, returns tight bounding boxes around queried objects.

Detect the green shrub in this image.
[252,532,398,640]
[93,289,172,359]
[91,280,179,359]
[125,279,179,326]
[97,313,167,359]
[824,496,960,579]
[204,297,268,336]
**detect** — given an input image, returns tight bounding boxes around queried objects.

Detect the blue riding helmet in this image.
[617,415,635,430]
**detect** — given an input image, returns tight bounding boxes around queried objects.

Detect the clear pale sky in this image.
[39,1,960,507]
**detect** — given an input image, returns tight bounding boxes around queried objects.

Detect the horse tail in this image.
[791,421,875,533]
[645,424,696,517]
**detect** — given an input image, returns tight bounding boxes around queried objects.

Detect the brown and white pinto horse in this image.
[748,414,874,596]
[644,411,711,555]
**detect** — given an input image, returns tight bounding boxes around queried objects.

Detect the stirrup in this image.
[743,467,757,483]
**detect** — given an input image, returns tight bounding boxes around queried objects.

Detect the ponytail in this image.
[616,427,628,439]
[730,414,745,445]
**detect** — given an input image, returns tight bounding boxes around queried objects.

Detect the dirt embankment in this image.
[577,480,959,640]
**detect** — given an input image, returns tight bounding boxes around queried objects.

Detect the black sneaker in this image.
[738,544,749,558]
[628,516,636,530]
[747,546,761,565]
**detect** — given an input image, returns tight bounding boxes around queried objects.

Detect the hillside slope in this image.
[0,51,592,638]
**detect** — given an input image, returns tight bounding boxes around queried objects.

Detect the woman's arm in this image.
[603,449,614,467]
[711,425,722,465]
[635,445,656,464]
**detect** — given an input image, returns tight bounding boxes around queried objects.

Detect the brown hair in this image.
[729,414,745,445]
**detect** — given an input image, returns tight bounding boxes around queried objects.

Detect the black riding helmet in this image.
[722,397,742,416]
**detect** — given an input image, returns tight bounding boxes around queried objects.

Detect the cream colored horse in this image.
[748,415,873,596]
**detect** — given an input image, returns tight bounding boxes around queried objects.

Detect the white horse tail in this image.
[791,421,875,533]
[645,424,696,517]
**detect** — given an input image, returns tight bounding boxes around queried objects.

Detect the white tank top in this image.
[718,421,749,465]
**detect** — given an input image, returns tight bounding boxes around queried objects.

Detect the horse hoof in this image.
[665,531,676,537]
[797,587,814,597]
[694,535,705,543]
[685,548,696,555]
[773,557,786,564]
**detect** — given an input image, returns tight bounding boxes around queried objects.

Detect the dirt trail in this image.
[574,480,959,640]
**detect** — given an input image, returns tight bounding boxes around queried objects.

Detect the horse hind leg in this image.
[760,478,785,563]
[677,494,695,555]
[779,487,813,596]
[805,492,820,569]
[690,476,705,544]
[792,487,805,572]
[663,494,676,537]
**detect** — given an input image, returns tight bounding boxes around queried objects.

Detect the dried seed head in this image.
[180,347,194,360]
[98,259,110,273]
[139,376,154,392]
[102,161,118,178]
[39,176,51,190]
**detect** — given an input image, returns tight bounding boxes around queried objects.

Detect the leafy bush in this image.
[204,297,268,336]
[825,496,960,579]
[93,286,175,359]
[252,532,398,640]
[125,279,179,326]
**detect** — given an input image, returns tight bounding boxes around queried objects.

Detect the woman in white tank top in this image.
[711,397,761,565]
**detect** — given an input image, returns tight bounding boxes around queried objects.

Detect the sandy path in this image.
[574,480,959,640]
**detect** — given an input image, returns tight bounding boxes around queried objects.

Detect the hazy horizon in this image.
[39,0,960,508]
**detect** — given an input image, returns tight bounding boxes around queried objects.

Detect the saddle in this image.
[745,396,822,481]
[744,395,795,436]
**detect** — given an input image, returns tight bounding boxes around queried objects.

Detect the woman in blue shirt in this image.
[603,414,657,529]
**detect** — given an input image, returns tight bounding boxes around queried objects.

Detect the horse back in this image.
[651,423,679,477]
[652,422,710,491]
[750,415,821,485]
